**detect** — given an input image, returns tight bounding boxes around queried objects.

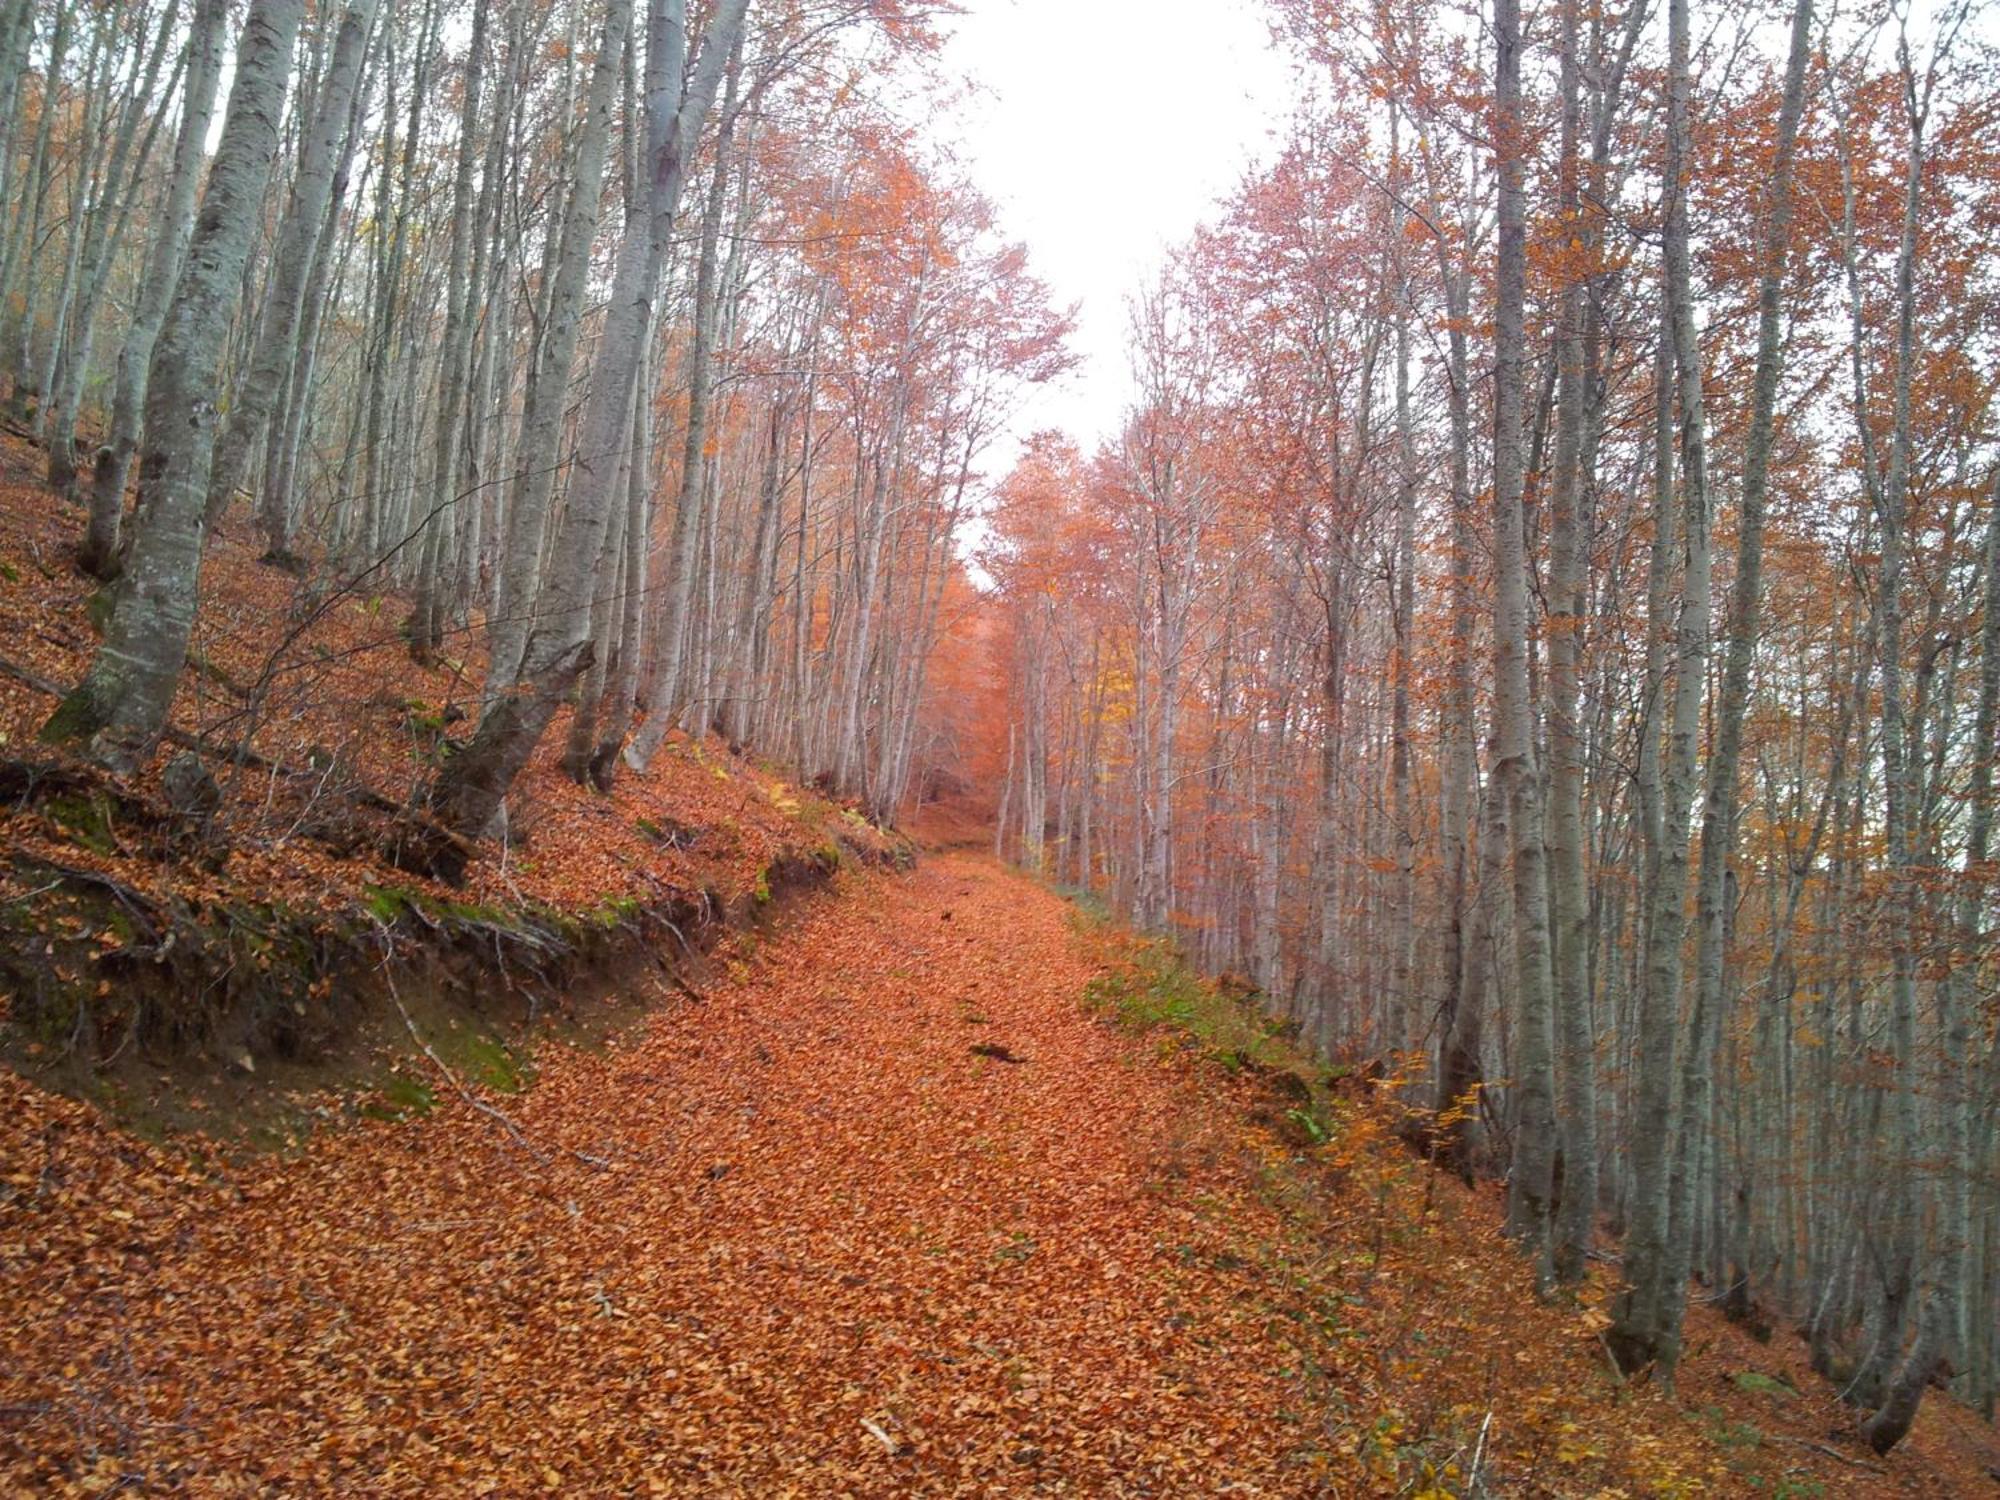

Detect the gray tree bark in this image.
[82,0,227,578]
[1545,0,1597,1283]
[1492,0,1559,1285]
[410,0,490,660]
[426,0,749,861]
[623,47,745,770]
[45,5,178,497]
[40,0,308,770]
[1610,0,1721,1368]
[1681,0,1813,1329]
[482,0,630,696]
[203,0,379,550]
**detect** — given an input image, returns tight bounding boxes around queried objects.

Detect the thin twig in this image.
[1775,1435,1885,1474]
[1467,1408,1493,1495]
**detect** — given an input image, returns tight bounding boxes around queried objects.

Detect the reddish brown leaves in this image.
[4,853,1993,1494]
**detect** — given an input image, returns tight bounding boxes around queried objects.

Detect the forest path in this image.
[3,854,1316,1495]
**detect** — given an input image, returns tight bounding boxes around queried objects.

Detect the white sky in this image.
[937,0,1298,461]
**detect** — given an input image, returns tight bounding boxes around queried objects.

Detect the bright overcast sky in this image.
[938,1,1298,461]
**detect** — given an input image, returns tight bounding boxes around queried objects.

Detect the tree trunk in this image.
[46,9,178,497]
[203,0,379,548]
[624,47,744,769]
[40,0,308,771]
[1680,0,1813,1326]
[1545,0,1597,1282]
[1492,0,1558,1285]
[426,0,748,855]
[83,0,227,578]
[482,0,630,695]
[409,0,489,661]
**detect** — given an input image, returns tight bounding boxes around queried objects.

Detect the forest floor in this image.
[7,850,1998,1496]
[0,435,1995,1494]
[0,433,904,1147]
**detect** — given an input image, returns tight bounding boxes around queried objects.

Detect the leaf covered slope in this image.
[6,854,1996,1494]
[0,430,893,944]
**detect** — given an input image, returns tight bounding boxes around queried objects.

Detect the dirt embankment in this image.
[0,431,908,1142]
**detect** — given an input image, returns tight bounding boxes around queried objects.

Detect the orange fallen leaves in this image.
[3,852,1995,1495]
[0,434,889,934]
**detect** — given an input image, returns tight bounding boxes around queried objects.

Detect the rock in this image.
[161,752,221,821]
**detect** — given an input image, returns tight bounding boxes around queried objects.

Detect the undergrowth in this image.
[1071,909,1340,1153]
[1054,890,1896,1497]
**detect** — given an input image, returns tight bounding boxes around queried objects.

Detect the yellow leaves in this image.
[1556,1420,1607,1464]
[1574,1294,1613,1339]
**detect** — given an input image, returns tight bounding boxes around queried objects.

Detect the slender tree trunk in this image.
[1683,0,1813,1326]
[83,0,227,578]
[45,10,177,496]
[40,0,308,770]
[625,49,745,769]
[200,0,378,550]
[483,0,630,696]
[589,352,658,785]
[408,0,488,660]
[1545,0,1597,1282]
[1857,45,1941,1448]
[426,0,749,859]
[2,1,70,414]
[1608,288,1710,1375]
[1492,0,1558,1283]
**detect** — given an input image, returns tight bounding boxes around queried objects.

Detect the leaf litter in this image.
[5,851,1996,1495]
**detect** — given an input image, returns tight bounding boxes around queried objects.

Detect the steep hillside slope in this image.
[0,434,901,1134]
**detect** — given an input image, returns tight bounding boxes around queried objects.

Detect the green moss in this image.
[589,895,640,930]
[1701,1407,1764,1448]
[366,885,518,931]
[1081,929,1336,1147]
[420,892,513,926]
[1730,1371,1796,1399]
[1083,942,1211,1035]
[403,700,448,736]
[37,685,105,747]
[366,1072,436,1120]
[45,791,116,854]
[424,1022,529,1094]
[363,884,411,924]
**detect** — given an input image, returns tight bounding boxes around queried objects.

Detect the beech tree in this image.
[40,0,308,770]
[10,0,1996,1449]
[980,0,2000,1445]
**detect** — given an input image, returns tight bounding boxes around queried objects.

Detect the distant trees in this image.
[983,0,2000,1447]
